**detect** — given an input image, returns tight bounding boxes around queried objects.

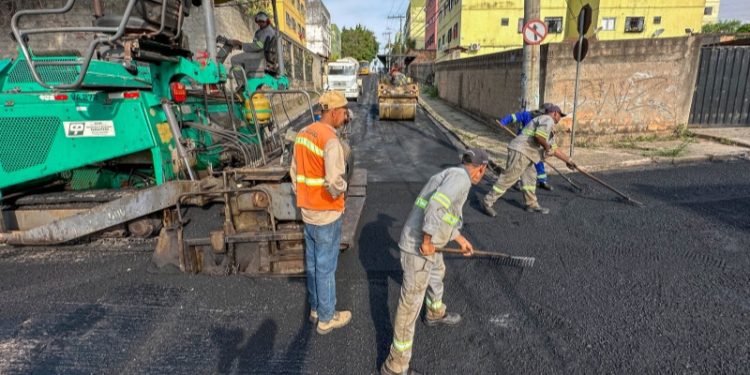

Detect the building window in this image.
[653,16,662,24]
[704,6,713,15]
[517,18,524,33]
[624,16,645,33]
[601,17,616,31]
[453,23,458,39]
[501,18,509,26]
[448,31,452,43]
[545,17,563,33]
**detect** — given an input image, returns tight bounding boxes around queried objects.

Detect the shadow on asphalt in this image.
[358,213,402,369]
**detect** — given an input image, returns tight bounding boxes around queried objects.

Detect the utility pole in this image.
[382,31,392,53]
[388,14,406,53]
[521,0,541,110]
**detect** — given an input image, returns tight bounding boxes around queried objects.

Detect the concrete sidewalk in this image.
[420,95,750,173]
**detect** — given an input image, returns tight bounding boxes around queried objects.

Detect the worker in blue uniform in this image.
[497,106,553,191]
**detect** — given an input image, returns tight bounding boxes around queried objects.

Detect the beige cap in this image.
[319,91,348,111]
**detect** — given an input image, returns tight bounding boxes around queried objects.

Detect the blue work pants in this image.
[304,217,342,323]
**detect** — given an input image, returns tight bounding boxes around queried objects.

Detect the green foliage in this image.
[341,25,379,62]
[423,84,439,98]
[330,24,342,60]
[701,19,750,34]
[234,0,273,16]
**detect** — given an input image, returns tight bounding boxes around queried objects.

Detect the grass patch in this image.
[645,142,691,158]
[423,85,439,98]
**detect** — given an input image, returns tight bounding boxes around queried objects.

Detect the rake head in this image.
[490,255,536,268]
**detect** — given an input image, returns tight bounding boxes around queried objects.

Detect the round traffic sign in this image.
[522,19,548,45]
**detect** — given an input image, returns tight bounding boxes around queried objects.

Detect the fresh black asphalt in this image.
[0,76,748,374]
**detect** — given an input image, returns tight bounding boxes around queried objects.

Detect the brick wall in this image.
[425,36,703,141]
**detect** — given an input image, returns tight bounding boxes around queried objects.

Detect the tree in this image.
[233,0,273,22]
[341,25,379,61]
[701,19,747,34]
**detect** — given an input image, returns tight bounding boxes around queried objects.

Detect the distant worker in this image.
[390,66,408,87]
[381,149,489,375]
[480,104,576,217]
[290,91,352,335]
[497,106,552,191]
[227,11,279,79]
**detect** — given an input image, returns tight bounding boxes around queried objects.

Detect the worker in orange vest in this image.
[290,90,352,335]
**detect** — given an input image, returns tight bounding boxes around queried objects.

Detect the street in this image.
[1,76,749,374]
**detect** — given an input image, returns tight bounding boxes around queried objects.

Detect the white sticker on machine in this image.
[63,121,116,138]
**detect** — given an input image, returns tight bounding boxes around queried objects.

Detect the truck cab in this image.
[326,58,359,100]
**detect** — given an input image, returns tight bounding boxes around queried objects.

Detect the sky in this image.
[325,0,412,52]
[324,0,749,53]
[719,0,750,23]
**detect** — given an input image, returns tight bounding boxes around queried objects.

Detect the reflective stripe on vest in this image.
[296,175,326,187]
[294,122,345,212]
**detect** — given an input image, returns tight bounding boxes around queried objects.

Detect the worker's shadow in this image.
[358,213,402,369]
[211,319,279,374]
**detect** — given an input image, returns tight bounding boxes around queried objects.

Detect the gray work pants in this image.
[483,149,540,209]
[384,252,447,373]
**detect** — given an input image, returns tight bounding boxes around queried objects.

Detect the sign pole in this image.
[570,34,583,158]
[570,4,592,158]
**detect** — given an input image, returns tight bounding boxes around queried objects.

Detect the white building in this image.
[305,0,331,58]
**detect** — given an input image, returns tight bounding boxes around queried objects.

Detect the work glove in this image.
[566,161,577,170]
[455,235,474,257]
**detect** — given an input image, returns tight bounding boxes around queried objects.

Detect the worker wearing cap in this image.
[227,11,278,74]
[497,106,553,191]
[480,104,576,216]
[290,91,351,335]
[381,149,489,375]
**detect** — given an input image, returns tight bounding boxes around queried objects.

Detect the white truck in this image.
[326,57,360,100]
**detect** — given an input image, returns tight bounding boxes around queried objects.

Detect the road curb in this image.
[419,96,750,175]
[692,132,750,150]
[419,96,508,175]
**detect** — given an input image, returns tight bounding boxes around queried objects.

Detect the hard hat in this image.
[255,11,270,23]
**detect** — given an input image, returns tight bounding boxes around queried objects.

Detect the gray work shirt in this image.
[242,25,276,53]
[398,166,472,261]
[508,114,557,163]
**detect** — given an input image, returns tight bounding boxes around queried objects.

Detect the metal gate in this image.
[689,46,750,127]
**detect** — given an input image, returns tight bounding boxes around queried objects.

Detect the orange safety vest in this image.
[294,122,345,212]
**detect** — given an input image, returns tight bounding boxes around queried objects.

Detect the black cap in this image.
[462,148,489,165]
[543,103,567,117]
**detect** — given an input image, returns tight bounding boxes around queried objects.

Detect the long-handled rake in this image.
[438,248,536,268]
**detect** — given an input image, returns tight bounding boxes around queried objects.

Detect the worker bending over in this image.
[497,105,552,191]
[480,104,576,216]
[382,149,489,375]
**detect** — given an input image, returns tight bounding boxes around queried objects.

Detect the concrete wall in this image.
[543,36,702,138]
[433,48,525,119]
[424,36,702,141]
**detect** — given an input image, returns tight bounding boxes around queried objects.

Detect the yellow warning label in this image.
[156,122,173,144]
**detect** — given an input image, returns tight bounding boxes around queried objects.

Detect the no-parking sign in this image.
[522,19,548,45]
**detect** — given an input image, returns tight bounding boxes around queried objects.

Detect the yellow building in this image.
[275,0,307,45]
[405,0,427,50]
[436,0,706,60]
[703,0,720,25]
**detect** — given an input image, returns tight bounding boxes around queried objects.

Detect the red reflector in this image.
[170,82,187,103]
[54,94,68,101]
[123,91,140,99]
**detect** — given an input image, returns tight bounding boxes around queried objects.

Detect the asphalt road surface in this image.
[1,76,749,374]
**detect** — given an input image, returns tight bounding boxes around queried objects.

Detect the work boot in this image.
[526,205,550,214]
[425,311,462,327]
[381,364,422,375]
[479,199,497,217]
[316,310,352,335]
[537,181,553,191]
[309,310,318,324]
